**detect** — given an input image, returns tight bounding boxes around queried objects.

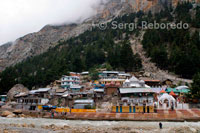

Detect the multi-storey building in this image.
[99,71,131,85]
[61,75,81,90]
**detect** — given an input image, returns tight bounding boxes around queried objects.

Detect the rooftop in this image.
[102,71,119,74]
[119,88,153,94]
[74,99,94,104]
[29,88,51,94]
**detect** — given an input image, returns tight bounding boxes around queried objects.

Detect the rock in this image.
[41,125,49,129]
[13,109,22,115]
[3,129,9,133]
[18,114,26,118]
[22,123,28,127]
[7,84,29,101]
[1,111,14,117]
[16,124,21,127]
[172,126,198,133]
[112,127,120,131]
[28,124,35,128]
[50,124,56,129]
[189,127,197,132]
[6,114,16,118]
[3,129,20,133]
[63,125,70,129]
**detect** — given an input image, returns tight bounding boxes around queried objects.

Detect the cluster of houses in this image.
[0,71,191,113]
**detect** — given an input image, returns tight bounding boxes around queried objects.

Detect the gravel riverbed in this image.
[0,117,200,133]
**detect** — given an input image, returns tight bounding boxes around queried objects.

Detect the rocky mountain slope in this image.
[0,0,175,72]
[0,0,199,73]
[131,31,193,84]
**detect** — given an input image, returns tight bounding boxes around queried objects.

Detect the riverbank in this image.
[1,108,200,122]
[0,117,200,133]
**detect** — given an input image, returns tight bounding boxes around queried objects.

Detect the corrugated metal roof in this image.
[119,88,153,94]
[29,88,51,94]
[70,85,82,89]
[102,71,119,74]
[175,86,189,90]
[94,89,104,92]
[14,92,28,97]
[37,88,51,92]
[74,99,94,104]
[62,93,69,97]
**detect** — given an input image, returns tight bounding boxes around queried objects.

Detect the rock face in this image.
[7,84,29,101]
[0,0,193,72]
[0,24,91,72]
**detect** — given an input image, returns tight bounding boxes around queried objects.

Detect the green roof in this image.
[165,88,190,93]
[179,89,190,93]
[165,88,179,93]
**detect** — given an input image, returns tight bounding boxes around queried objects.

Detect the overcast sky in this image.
[0,0,106,45]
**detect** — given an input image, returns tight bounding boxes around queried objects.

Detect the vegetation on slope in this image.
[0,2,200,95]
[0,13,143,92]
[142,2,200,79]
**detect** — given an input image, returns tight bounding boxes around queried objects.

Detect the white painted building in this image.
[61,75,80,90]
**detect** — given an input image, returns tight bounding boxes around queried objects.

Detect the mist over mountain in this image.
[0,0,110,45]
[0,0,199,82]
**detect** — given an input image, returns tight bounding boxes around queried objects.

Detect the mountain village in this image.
[0,0,200,132]
[0,70,197,119]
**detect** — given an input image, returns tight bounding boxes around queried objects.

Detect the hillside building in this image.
[61,75,81,90]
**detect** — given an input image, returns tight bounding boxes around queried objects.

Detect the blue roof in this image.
[42,105,56,108]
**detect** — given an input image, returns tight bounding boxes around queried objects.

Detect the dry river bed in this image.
[0,117,200,133]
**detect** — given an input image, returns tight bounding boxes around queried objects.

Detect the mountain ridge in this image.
[0,0,199,72]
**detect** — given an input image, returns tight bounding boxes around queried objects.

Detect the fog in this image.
[0,0,108,45]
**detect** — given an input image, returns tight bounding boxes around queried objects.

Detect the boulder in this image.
[1,111,14,117]
[3,129,9,133]
[28,124,35,128]
[18,114,26,118]
[7,84,29,101]
[63,125,70,129]
[13,109,22,115]
[22,123,28,127]
[6,113,16,118]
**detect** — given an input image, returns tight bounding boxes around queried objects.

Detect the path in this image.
[47,109,200,121]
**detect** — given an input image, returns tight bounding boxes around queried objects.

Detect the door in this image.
[129,106,132,113]
[116,106,118,113]
[143,106,146,113]
[120,106,122,113]
[133,106,136,113]
[147,106,150,113]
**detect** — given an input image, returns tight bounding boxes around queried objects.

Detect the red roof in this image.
[160,90,166,93]
[169,91,176,96]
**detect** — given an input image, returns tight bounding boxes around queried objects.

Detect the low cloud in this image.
[0,0,108,45]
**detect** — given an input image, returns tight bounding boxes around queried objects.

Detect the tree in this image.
[89,69,99,81]
[120,42,135,72]
[191,73,200,99]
